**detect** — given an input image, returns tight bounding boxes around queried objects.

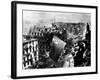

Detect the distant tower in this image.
[52,16,57,27]
[86,23,91,41]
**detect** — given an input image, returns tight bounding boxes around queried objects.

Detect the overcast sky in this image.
[23,10,91,34]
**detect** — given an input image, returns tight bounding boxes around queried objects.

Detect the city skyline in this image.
[23,10,91,34]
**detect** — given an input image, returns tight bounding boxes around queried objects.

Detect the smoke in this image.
[23,10,91,34]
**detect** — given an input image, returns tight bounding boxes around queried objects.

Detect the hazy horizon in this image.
[23,10,91,34]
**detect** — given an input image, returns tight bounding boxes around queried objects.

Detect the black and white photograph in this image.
[22,10,91,69]
[11,1,97,79]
